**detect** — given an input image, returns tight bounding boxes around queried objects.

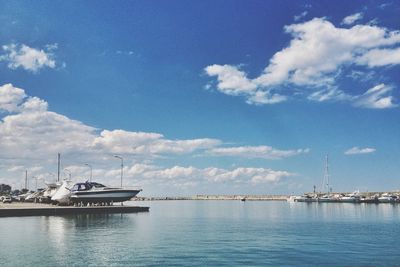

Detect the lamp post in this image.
[64,168,72,180]
[84,163,92,182]
[114,155,123,187]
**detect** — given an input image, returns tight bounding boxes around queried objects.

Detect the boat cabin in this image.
[71,182,106,191]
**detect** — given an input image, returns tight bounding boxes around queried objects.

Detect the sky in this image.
[0,0,400,196]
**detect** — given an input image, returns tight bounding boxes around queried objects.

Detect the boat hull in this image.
[340,198,361,203]
[69,189,141,203]
[318,198,339,203]
[295,198,317,202]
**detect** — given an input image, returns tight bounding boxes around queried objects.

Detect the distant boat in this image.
[360,195,379,203]
[318,194,338,203]
[340,190,361,203]
[287,194,317,202]
[378,193,397,203]
[69,182,142,205]
[241,197,246,202]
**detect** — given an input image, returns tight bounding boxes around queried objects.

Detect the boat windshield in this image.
[89,182,106,188]
[71,182,106,191]
[71,183,91,191]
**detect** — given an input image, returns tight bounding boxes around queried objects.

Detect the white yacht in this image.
[287,194,317,202]
[318,194,338,202]
[378,193,397,203]
[51,180,74,205]
[69,182,142,205]
[340,190,361,203]
[41,182,62,203]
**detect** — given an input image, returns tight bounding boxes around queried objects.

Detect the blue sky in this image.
[0,0,400,196]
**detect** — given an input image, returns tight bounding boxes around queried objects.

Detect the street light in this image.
[84,163,92,182]
[114,155,123,187]
[64,168,72,180]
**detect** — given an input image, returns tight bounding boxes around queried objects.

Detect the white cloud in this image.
[307,87,353,102]
[0,43,57,73]
[123,164,294,185]
[354,84,397,109]
[93,129,221,155]
[342,12,364,25]
[356,47,400,67]
[246,91,287,105]
[0,83,26,112]
[1,84,300,192]
[204,64,286,105]
[294,11,308,22]
[379,3,391,9]
[344,147,376,155]
[0,84,223,162]
[255,18,400,87]
[204,64,257,95]
[20,96,49,112]
[208,146,309,160]
[205,17,400,107]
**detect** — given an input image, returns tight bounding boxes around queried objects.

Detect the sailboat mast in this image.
[57,153,61,182]
[325,154,330,195]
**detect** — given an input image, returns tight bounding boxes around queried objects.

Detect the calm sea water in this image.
[1,200,400,266]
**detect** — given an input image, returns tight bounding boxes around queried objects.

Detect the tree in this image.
[0,184,12,194]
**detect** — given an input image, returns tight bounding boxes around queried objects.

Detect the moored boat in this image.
[69,182,141,205]
[378,193,397,203]
[340,190,361,203]
[318,194,339,202]
[51,180,75,205]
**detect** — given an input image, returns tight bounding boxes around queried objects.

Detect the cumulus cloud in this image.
[0,84,222,162]
[0,43,57,73]
[204,64,286,105]
[345,147,376,155]
[356,47,400,67]
[208,146,310,160]
[1,84,298,192]
[123,164,294,185]
[341,12,363,25]
[93,129,221,155]
[0,83,26,112]
[205,17,400,108]
[204,64,257,95]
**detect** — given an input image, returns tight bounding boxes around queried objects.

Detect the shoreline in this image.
[134,195,288,201]
[134,191,400,201]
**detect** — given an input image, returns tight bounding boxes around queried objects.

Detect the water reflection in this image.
[2,201,400,266]
[287,202,400,223]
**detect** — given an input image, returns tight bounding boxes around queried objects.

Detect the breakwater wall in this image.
[0,203,149,217]
[135,195,288,201]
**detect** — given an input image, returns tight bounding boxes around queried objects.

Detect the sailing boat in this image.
[318,155,337,202]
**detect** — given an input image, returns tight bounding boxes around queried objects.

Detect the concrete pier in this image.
[0,203,149,217]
